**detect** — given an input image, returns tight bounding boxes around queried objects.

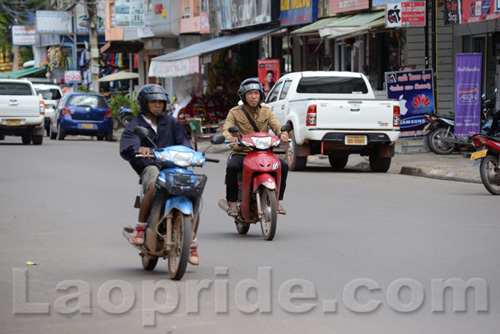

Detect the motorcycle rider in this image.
[221,78,289,216]
[119,84,200,265]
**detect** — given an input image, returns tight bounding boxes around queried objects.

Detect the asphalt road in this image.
[1,136,500,334]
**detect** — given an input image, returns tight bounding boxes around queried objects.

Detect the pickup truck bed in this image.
[265,71,400,172]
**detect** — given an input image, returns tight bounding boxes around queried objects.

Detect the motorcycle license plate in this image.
[6,119,21,126]
[345,135,367,145]
[471,150,487,160]
[81,123,94,129]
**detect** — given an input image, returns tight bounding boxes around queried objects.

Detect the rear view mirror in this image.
[210,134,226,145]
[228,126,239,134]
[134,126,149,138]
[281,124,291,132]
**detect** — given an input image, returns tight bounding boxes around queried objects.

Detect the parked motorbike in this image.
[470,133,500,195]
[118,106,134,127]
[423,88,498,154]
[213,124,291,241]
[122,126,219,280]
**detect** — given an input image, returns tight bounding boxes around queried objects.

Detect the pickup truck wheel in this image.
[286,130,307,171]
[0,133,4,140]
[32,135,43,145]
[22,134,32,145]
[369,153,391,172]
[56,124,65,140]
[328,154,349,170]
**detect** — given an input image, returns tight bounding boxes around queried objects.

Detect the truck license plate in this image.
[471,150,487,160]
[6,119,21,126]
[81,123,94,129]
[345,135,367,145]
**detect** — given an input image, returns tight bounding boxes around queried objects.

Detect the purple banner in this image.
[454,53,482,137]
[386,69,434,137]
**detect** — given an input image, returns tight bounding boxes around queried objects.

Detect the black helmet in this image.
[137,84,170,115]
[238,78,265,105]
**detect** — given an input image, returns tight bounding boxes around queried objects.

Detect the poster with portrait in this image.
[258,59,280,95]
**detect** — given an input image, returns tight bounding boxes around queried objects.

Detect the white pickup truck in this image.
[264,71,401,172]
[0,79,45,145]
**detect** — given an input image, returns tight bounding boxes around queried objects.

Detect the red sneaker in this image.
[189,247,199,265]
[130,225,145,245]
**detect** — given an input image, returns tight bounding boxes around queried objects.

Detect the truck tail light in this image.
[61,107,71,116]
[39,101,45,115]
[393,105,401,127]
[104,108,113,118]
[306,105,317,126]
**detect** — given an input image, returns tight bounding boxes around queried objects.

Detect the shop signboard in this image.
[258,59,280,95]
[443,0,500,24]
[35,11,73,34]
[385,69,434,137]
[219,0,272,30]
[75,1,106,35]
[12,25,36,46]
[113,0,145,27]
[64,71,82,84]
[330,0,369,15]
[454,54,482,137]
[280,0,318,26]
[385,1,426,28]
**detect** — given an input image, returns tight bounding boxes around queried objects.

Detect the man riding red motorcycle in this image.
[221,78,290,217]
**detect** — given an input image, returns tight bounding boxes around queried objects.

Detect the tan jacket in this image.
[221,104,283,154]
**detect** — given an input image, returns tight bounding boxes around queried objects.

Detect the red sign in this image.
[64,71,81,84]
[401,1,426,26]
[154,4,163,14]
[258,59,280,95]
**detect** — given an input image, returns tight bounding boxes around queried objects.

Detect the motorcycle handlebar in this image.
[135,153,156,159]
[205,157,220,163]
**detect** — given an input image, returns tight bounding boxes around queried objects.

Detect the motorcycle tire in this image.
[426,127,456,155]
[260,188,277,241]
[479,154,500,195]
[120,114,134,127]
[168,211,191,280]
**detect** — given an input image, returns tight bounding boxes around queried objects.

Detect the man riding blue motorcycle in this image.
[119,84,201,265]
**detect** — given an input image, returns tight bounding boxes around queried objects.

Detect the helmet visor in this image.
[243,83,262,92]
[146,93,168,102]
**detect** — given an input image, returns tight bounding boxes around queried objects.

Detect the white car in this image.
[32,84,64,136]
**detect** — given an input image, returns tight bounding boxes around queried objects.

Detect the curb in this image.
[399,166,481,184]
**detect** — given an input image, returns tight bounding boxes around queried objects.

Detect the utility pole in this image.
[208,0,219,39]
[87,0,99,93]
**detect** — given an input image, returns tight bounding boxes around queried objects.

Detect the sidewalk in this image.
[115,128,480,184]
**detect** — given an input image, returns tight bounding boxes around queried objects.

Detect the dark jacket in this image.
[120,113,192,175]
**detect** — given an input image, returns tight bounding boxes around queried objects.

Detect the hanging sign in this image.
[454,53,482,137]
[385,1,426,27]
[258,59,280,96]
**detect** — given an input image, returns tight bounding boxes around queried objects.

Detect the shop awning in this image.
[149,28,281,78]
[320,11,385,38]
[326,17,386,40]
[100,41,143,54]
[291,17,346,36]
[0,67,46,79]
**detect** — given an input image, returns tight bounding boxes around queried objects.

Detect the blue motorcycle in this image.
[123,126,219,280]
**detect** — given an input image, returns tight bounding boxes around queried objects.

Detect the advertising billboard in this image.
[386,69,435,137]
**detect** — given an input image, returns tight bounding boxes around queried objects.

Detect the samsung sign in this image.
[281,0,319,26]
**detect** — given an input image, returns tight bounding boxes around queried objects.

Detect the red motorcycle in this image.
[213,124,291,240]
[470,133,500,195]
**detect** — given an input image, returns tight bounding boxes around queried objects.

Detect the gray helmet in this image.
[136,84,169,115]
[238,78,265,105]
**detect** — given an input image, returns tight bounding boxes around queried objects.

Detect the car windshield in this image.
[296,77,369,94]
[68,95,108,108]
[36,89,61,100]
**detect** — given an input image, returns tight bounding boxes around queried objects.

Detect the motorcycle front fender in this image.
[164,196,193,216]
[252,173,276,193]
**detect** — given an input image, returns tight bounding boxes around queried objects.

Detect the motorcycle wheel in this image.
[479,155,500,195]
[426,127,456,155]
[142,255,158,271]
[260,188,277,241]
[168,211,191,280]
[236,222,250,235]
[120,115,134,127]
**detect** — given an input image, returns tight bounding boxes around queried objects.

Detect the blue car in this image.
[50,92,113,141]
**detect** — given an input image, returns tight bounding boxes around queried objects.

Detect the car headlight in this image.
[169,150,194,166]
[252,137,272,150]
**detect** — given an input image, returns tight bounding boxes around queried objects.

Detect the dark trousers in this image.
[226,154,288,202]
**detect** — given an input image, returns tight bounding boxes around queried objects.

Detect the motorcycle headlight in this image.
[252,137,272,150]
[169,150,194,167]
[193,157,205,166]
[272,139,281,147]
[241,140,253,147]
